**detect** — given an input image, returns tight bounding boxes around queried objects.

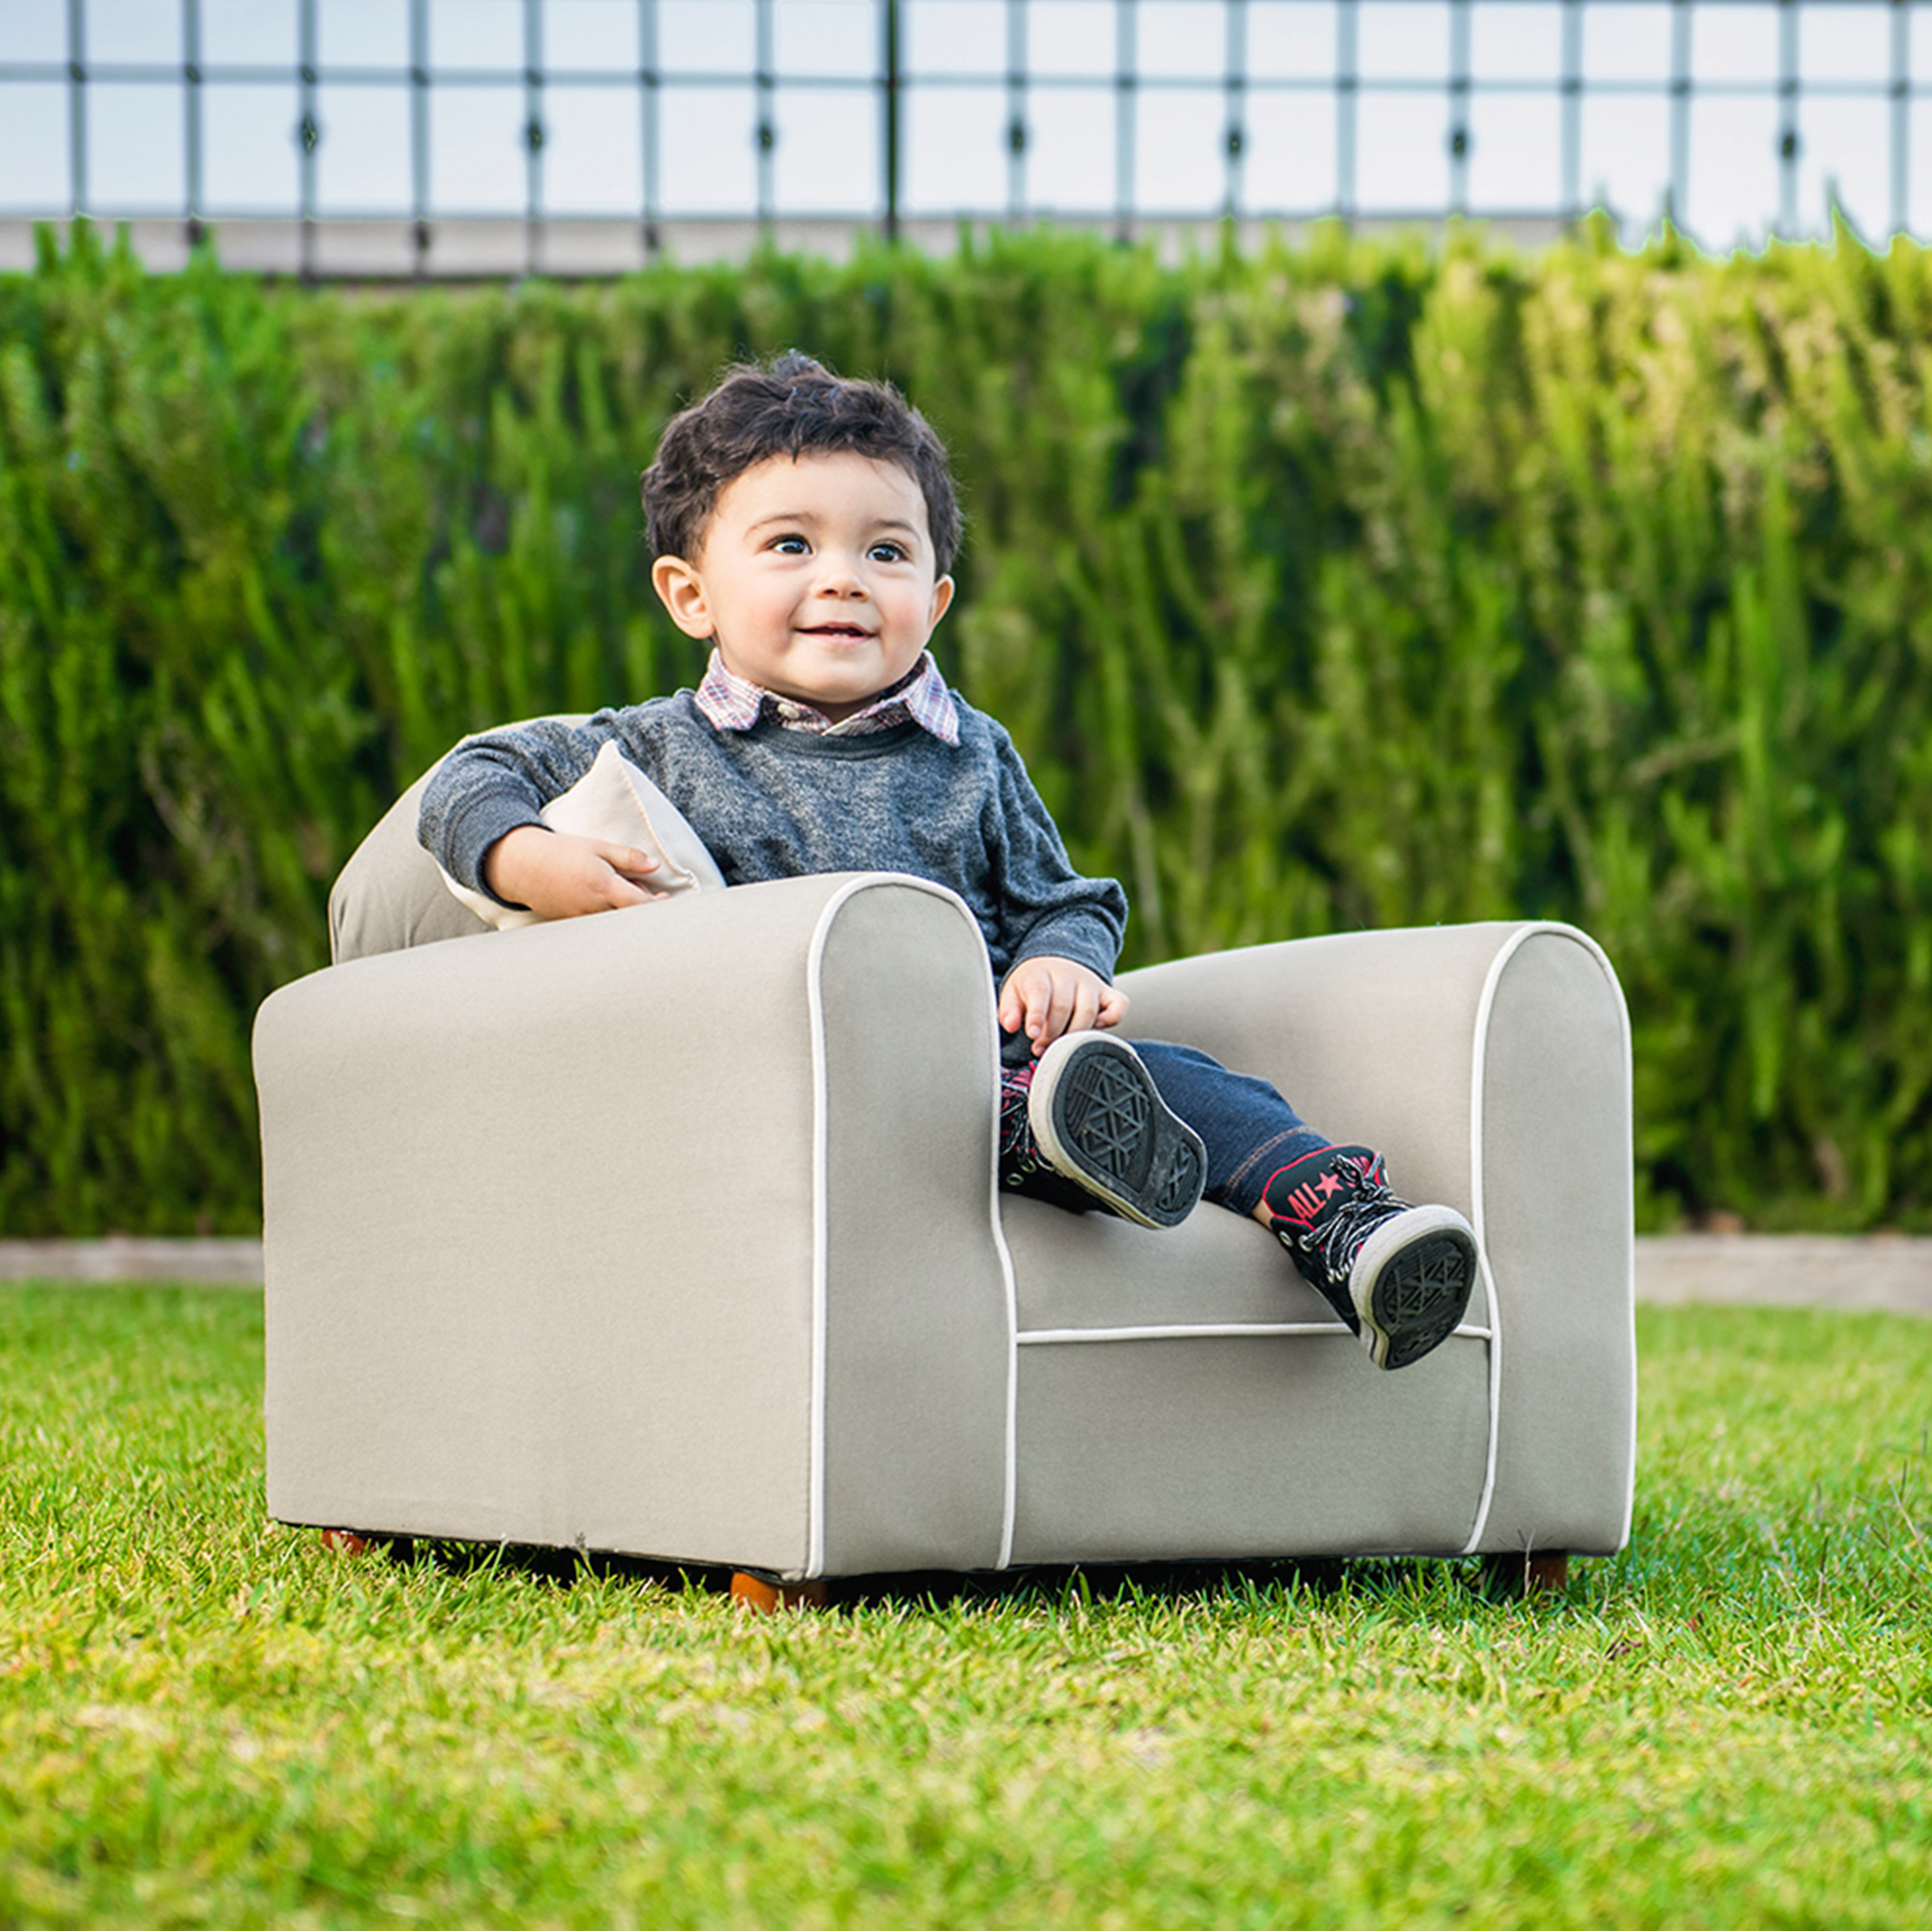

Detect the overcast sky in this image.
[0,1,1923,249]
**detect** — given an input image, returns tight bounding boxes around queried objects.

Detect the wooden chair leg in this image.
[731,1570,831,1612]
[319,1528,413,1561]
[1481,1550,1570,1598]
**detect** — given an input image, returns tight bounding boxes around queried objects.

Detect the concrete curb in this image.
[4,1233,1930,1314]
[0,1239,267,1286]
[1631,1234,1932,1317]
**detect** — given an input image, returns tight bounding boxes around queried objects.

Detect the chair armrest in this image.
[1117,922,1636,1557]
[255,871,1015,1580]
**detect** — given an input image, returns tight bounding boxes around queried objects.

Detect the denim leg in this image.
[1132,1040,1331,1217]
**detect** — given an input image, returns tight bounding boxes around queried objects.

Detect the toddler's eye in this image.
[770,535,810,554]
[868,541,907,563]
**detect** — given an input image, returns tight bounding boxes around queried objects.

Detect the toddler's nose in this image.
[815,553,868,595]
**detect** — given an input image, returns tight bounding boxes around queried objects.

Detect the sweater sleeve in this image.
[416,712,630,899]
[987,726,1129,983]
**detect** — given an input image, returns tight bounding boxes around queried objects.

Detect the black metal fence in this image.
[1,0,1926,275]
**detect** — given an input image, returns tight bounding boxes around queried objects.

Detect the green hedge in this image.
[4,218,1930,1235]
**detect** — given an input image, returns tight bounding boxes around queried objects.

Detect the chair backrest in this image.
[327,715,592,964]
[328,770,494,964]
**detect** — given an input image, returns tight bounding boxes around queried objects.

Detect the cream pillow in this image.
[438,739,726,930]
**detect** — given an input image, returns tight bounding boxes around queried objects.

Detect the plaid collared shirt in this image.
[693,648,961,746]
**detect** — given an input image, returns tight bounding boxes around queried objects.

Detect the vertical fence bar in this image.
[882,0,901,243]
[1448,0,1470,216]
[183,0,205,250]
[1336,0,1358,220]
[755,0,774,238]
[1778,0,1799,236]
[1006,0,1026,221]
[1668,0,1691,231]
[1115,0,1135,240]
[1223,0,1246,222]
[297,0,317,279]
[640,0,659,256]
[523,0,543,276]
[1561,0,1582,225]
[66,0,87,218]
[1892,0,1911,238]
[410,0,430,276]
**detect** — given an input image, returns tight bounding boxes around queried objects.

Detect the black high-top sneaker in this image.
[1000,1034,1205,1229]
[997,1061,1101,1217]
[1260,1145,1477,1369]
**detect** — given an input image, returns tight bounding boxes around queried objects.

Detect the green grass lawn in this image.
[3,1286,1928,1929]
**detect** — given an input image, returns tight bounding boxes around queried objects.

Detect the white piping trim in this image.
[803,875,1021,1579]
[1457,921,1635,1556]
[974,955,1022,1574]
[802,886,848,1579]
[991,1098,1022,1571]
[1574,926,1640,1551]
[1457,926,1529,1556]
[1019,1321,1493,1347]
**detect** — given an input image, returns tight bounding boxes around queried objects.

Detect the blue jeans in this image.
[998,1032,1331,1218]
[1131,1041,1331,1217]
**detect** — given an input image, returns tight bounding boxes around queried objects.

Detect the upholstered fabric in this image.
[327,766,494,963]
[258,847,1635,1579]
[1109,923,1635,1562]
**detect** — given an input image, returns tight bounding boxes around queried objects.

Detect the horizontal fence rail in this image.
[2,0,1929,275]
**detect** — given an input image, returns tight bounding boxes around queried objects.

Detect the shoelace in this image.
[998,1063,1042,1182]
[1287,1157,1397,1280]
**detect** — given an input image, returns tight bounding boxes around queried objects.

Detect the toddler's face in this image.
[650,450,954,721]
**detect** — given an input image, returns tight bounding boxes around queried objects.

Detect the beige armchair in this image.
[253,766,1636,1605]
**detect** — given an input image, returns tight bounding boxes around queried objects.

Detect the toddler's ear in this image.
[652,554,715,639]
[928,574,956,630]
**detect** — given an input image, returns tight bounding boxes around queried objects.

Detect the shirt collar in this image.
[693,648,961,746]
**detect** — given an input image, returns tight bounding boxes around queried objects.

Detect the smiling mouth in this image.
[802,624,875,641]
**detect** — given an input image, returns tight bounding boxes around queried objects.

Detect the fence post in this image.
[1115,0,1136,243]
[1778,0,1799,237]
[523,0,544,276]
[755,0,774,239]
[1893,0,1911,238]
[184,0,206,253]
[1561,0,1582,227]
[1337,0,1358,224]
[1223,0,1246,223]
[297,0,318,281]
[640,0,659,258]
[1005,0,1027,223]
[66,0,87,221]
[1668,0,1691,233]
[409,0,430,278]
[882,0,901,243]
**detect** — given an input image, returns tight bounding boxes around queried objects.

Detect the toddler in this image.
[419,353,1478,1370]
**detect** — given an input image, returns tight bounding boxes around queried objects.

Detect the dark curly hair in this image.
[640,350,963,574]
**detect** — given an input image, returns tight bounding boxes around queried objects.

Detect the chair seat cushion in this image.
[1000,1192,1492,1339]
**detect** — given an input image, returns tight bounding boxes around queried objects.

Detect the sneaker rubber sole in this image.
[1348,1206,1479,1370]
[1026,1033,1206,1229]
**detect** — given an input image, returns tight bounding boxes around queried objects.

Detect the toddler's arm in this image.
[484,826,664,920]
[998,955,1129,1055]
[983,726,1129,1012]
[419,712,666,913]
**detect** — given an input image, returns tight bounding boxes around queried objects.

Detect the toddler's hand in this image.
[482,826,664,919]
[998,955,1130,1055]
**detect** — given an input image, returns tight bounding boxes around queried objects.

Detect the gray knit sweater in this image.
[416,691,1128,987]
